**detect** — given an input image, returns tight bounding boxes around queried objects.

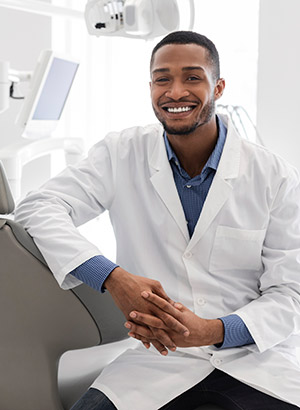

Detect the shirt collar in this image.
[164,115,227,173]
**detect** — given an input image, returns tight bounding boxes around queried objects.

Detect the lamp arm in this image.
[188,0,195,30]
[0,61,10,114]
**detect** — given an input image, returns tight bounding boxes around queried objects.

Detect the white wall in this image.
[193,0,259,122]
[257,0,300,171]
[0,7,52,196]
[0,7,51,144]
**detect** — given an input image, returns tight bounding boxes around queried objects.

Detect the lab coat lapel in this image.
[186,123,241,251]
[149,132,190,243]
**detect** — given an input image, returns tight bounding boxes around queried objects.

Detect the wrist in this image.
[206,319,224,345]
[104,266,126,292]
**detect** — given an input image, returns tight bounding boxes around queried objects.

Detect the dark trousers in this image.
[70,369,299,410]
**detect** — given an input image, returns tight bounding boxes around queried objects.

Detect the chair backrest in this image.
[0,162,226,410]
[0,161,127,410]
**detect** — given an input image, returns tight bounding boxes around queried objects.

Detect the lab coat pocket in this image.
[209,226,266,272]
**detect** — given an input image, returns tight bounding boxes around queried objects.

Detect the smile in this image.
[166,106,193,113]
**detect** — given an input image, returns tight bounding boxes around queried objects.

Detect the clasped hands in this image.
[104,268,224,356]
[125,291,223,355]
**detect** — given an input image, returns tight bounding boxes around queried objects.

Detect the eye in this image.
[187,75,201,81]
[154,77,169,84]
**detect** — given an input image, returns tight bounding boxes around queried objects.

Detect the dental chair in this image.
[0,161,223,410]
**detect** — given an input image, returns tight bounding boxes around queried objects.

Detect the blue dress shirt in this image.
[71,116,255,349]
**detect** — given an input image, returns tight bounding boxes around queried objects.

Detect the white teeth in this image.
[167,106,193,113]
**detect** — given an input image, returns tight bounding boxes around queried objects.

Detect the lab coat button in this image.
[184,251,192,259]
[214,359,222,366]
[197,298,206,306]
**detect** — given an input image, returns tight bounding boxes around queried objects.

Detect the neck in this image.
[166,117,219,178]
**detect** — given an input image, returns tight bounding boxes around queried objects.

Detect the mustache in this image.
[158,98,200,106]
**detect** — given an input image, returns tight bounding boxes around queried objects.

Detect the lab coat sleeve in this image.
[14,134,118,289]
[234,168,300,353]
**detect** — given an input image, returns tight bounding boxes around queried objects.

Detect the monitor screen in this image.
[32,58,79,121]
[16,50,79,139]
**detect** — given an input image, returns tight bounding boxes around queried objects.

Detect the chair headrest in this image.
[0,161,15,214]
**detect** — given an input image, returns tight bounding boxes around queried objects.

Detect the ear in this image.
[214,78,225,101]
[149,81,152,90]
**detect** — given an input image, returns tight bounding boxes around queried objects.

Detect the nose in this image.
[165,80,189,100]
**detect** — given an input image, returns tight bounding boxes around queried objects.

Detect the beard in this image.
[153,96,216,136]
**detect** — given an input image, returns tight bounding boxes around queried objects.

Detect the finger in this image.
[174,302,184,311]
[142,292,180,316]
[168,300,182,309]
[141,293,190,336]
[128,332,168,355]
[136,336,151,349]
[125,320,154,339]
[154,308,189,335]
[142,341,151,349]
[130,309,188,339]
[151,281,173,303]
[151,339,169,356]
[151,328,177,352]
[126,320,177,352]
[129,311,166,329]
[128,332,151,349]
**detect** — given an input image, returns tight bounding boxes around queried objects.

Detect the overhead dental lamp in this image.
[0,0,194,40]
[85,0,195,39]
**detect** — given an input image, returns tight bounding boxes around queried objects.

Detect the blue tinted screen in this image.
[33,57,78,120]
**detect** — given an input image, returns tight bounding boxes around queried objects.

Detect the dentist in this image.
[15,31,300,410]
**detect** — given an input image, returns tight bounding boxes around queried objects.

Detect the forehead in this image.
[151,43,211,74]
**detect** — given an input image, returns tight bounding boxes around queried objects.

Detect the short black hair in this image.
[150,30,220,81]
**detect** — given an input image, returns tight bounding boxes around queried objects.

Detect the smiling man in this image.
[15,31,300,410]
[150,40,225,179]
[150,42,222,135]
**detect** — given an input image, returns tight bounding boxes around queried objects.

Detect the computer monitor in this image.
[16,50,79,139]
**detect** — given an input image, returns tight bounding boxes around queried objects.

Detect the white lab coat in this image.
[15,115,300,409]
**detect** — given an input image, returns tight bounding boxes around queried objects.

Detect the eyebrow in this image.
[151,66,205,75]
[183,66,205,72]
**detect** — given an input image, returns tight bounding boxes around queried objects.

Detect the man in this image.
[15,31,300,410]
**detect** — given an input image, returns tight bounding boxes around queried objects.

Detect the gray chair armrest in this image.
[0,161,15,214]
[5,219,128,345]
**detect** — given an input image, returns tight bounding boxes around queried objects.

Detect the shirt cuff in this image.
[215,314,255,349]
[70,255,119,293]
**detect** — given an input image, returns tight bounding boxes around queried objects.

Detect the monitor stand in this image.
[0,136,84,202]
